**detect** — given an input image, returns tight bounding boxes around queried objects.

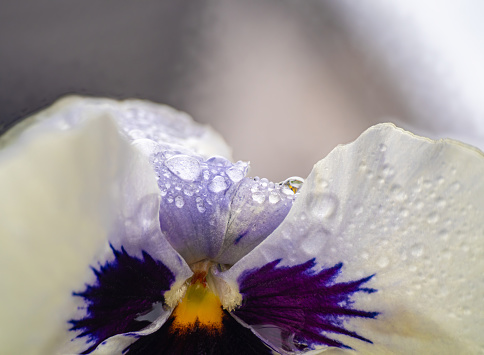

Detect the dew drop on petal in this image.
[450,181,461,191]
[377,256,390,268]
[208,175,228,193]
[252,192,266,204]
[175,196,185,208]
[268,191,281,204]
[226,166,245,182]
[131,138,160,157]
[427,212,439,224]
[196,197,206,213]
[165,155,201,181]
[410,243,424,257]
[206,156,231,166]
[309,193,338,219]
[282,176,304,194]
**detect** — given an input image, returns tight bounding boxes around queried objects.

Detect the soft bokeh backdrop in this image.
[1,0,483,181]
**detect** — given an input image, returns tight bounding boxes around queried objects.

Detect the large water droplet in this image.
[282,176,304,194]
[268,191,281,204]
[226,165,245,182]
[165,155,201,182]
[252,193,266,204]
[208,176,228,193]
[310,193,338,219]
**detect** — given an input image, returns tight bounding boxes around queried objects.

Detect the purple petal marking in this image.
[232,259,378,352]
[124,310,272,355]
[69,245,175,354]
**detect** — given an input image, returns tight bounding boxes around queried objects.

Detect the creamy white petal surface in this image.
[223,124,484,354]
[0,114,163,355]
[0,96,232,160]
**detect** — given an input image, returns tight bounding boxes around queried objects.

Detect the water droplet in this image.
[184,188,194,196]
[427,212,439,224]
[131,139,160,156]
[269,192,280,204]
[382,164,394,178]
[439,229,449,241]
[208,176,228,193]
[391,184,407,201]
[175,196,185,208]
[377,256,389,268]
[206,156,231,166]
[196,197,206,213]
[200,171,209,180]
[379,144,387,152]
[226,166,245,182]
[436,198,447,209]
[165,155,201,182]
[450,181,461,191]
[354,204,364,216]
[252,193,266,204]
[410,243,424,257]
[310,193,338,219]
[281,176,304,194]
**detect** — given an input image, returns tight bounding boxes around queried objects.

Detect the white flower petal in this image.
[1,96,233,160]
[224,123,484,354]
[0,113,162,354]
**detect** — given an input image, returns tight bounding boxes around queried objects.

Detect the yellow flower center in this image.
[171,272,223,333]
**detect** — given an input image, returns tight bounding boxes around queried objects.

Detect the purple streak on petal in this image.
[232,259,378,352]
[69,245,175,354]
[152,153,249,264]
[215,178,295,264]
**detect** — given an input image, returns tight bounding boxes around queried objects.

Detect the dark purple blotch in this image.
[124,310,273,355]
[232,259,378,352]
[69,245,175,354]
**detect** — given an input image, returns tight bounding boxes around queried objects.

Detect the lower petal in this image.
[221,124,484,353]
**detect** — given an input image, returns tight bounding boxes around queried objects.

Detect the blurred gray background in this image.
[1,0,483,181]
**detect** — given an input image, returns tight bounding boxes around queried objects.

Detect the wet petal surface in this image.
[216,177,295,264]
[152,154,249,264]
[223,124,484,354]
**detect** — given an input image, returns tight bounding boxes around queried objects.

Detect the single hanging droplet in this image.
[281,176,305,194]
[165,155,201,182]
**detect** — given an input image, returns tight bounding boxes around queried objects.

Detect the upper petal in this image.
[153,154,249,264]
[221,124,484,354]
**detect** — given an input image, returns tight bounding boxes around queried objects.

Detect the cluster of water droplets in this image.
[337,144,483,315]
[247,176,304,206]
[115,102,206,150]
[150,151,248,213]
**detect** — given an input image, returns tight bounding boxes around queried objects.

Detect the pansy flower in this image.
[1,97,483,355]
